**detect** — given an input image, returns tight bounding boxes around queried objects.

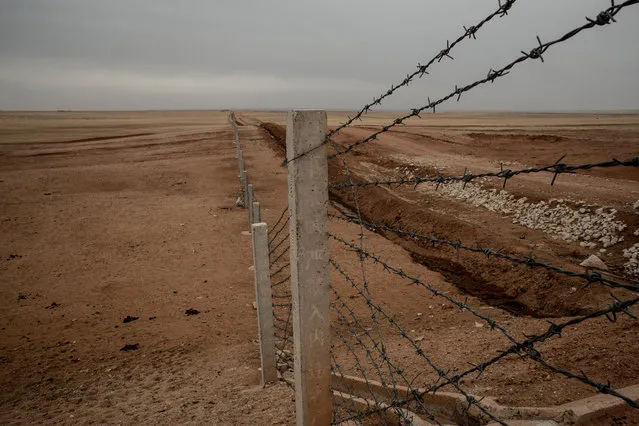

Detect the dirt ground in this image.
[0,111,294,424]
[255,112,639,424]
[1,110,638,425]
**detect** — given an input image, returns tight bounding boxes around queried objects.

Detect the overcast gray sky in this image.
[0,0,638,111]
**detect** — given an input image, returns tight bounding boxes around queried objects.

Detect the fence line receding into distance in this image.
[233,1,639,424]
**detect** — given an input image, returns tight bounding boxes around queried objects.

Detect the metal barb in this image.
[329,157,639,196]
[323,1,639,161]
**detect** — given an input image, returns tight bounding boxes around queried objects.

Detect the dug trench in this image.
[259,121,618,318]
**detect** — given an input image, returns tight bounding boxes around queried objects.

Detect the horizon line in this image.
[1,108,639,114]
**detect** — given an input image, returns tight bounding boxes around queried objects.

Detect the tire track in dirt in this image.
[0,132,156,146]
[0,130,234,170]
[11,137,215,158]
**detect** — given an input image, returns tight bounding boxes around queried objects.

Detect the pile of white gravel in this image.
[428,180,627,250]
[390,164,638,277]
[623,243,639,277]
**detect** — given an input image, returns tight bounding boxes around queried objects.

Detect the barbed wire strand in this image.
[327,0,639,160]
[284,0,638,166]
[332,326,393,425]
[268,216,291,247]
[330,85,481,421]
[275,2,639,421]
[329,157,639,189]
[281,309,293,344]
[331,284,443,424]
[327,0,520,139]
[324,122,407,415]
[271,275,291,288]
[273,323,292,335]
[273,320,292,340]
[331,326,407,425]
[282,0,524,167]
[270,245,290,267]
[325,15,495,414]
[273,311,290,324]
[269,233,290,257]
[272,293,292,299]
[330,257,507,424]
[352,292,639,418]
[330,232,520,342]
[270,263,290,278]
[269,247,293,358]
[331,352,365,425]
[330,250,639,410]
[328,212,639,293]
[268,206,289,237]
[275,308,294,360]
[331,320,413,425]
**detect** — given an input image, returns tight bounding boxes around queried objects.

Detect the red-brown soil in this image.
[258,113,639,424]
[1,111,638,425]
[0,112,294,424]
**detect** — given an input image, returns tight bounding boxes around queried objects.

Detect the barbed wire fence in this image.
[241,1,639,424]
[267,206,295,377]
[231,112,294,386]
[322,0,639,423]
[229,112,245,206]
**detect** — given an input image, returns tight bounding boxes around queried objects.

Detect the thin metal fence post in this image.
[251,222,278,385]
[287,110,331,426]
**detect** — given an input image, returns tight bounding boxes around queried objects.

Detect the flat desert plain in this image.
[1,110,638,424]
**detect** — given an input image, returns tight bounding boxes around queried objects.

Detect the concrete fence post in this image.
[235,134,241,158]
[241,169,249,208]
[286,110,331,426]
[237,152,246,185]
[247,184,254,231]
[251,222,278,385]
[235,129,242,164]
[253,201,261,224]
[231,113,247,208]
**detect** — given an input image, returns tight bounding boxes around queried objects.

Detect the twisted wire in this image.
[327,0,520,139]
[328,0,638,159]
[328,212,639,293]
[329,157,639,189]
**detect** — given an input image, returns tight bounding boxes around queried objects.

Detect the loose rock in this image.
[623,243,639,277]
[424,181,626,250]
[579,255,608,271]
[120,343,139,352]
